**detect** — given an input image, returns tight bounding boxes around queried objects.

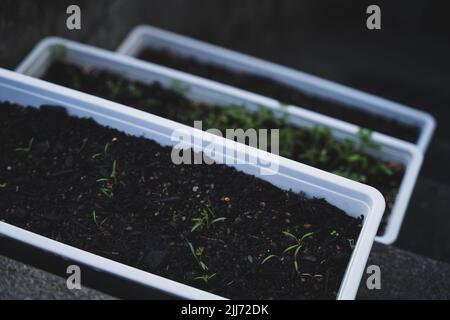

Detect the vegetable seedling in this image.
[261,254,282,265]
[51,44,67,61]
[300,273,324,281]
[171,79,190,93]
[282,231,314,272]
[15,138,34,153]
[348,239,355,250]
[191,204,226,232]
[97,160,118,199]
[187,241,217,284]
[194,273,217,284]
[261,231,315,273]
[187,241,208,271]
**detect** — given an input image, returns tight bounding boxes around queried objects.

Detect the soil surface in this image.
[42,61,404,234]
[0,102,362,299]
[138,48,420,143]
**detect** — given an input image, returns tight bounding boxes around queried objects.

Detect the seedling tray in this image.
[0,68,384,299]
[16,37,422,244]
[117,25,435,153]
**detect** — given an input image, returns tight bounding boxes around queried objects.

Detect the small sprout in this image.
[191,216,205,233]
[187,241,208,271]
[282,231,314,272]
[192,185,199,192]
[261,254,280,265]
[358,128,381,150]
[78,138,88,154]
[97,161,118,199]
[104,142,110,156]
[211,217,226,224]
[348,239,355,249]
[0,183,6,188]
[194,273,216,283]
[92,210,107,229]
[330,230,339,236]
[227,280,235,286]
[110,160,118,183]
[171,79,190,93]
[92,142,111,159]
[51,44,67,61]
[100,187,114,199]
[301,273,324,281]
[127,83,142,97]
[92,210,98,226]
[106,78,123,100]
[15,138,34,153]
[191,205,226,232]
[377,163,394,176]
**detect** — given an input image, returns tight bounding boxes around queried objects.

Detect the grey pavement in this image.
[0,254,114,300]
[358,243,450,300]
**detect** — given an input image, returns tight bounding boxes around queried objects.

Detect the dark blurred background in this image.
[1,0,450,265]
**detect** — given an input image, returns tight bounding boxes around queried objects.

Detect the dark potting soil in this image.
[0,102,362,299]
[42,60,404,234]
[138,48,420,143]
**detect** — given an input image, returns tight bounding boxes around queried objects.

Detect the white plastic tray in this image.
[117,25,435,153]
[15,38,423,244]
[0,67,384,300]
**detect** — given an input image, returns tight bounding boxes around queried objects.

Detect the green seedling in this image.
[300,273,324,280]
[171,79,190,93]
[15,138,34,153]
[0,183,7,188]
[92,210,98,226]
[377,163,394,176]
[348,239,355,250]
[106,78,123,100]
[127,83,142,97]
[282,231,314,272]
[191,205,226,232]
[187,241,217,283]
[187,241,208,271]
[51,44,67,61]
[194,273,217,284]
[330,230,339,236]
[99,187,114,199]
[92,210,107,229]
[92,142,111,159]
[359,128,380,150]
[97,160,118,199]
[261,254,282,265]
[110,160,118,183]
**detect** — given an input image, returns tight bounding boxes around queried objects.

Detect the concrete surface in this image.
[2,243,450,300]
[0,255,114,300]
[358,243,450,300]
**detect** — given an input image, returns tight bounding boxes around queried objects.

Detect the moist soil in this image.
[138,48,420,143]
[0,102,362,299]
[42,60,404,234]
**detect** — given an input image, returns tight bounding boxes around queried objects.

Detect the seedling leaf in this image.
[261,255,278,264]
